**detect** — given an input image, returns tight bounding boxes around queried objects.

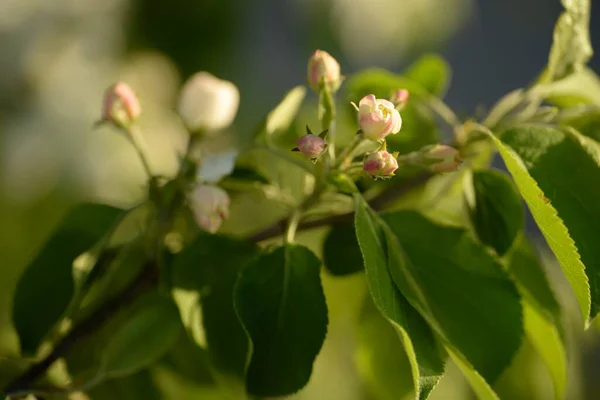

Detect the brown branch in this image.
[3,263,159,397]
[249,172,433,242]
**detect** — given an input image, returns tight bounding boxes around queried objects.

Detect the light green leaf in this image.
[101,296,181,378]
[448,349,499,400]
[539,68,600,107]
[507,237,566,400]
[354,196,445,400]
[404,54,451,96]
[254,86,306,143]
[12,203,123,355]
[491,125,598,321]
[544,0,592,82]
[233,244,328,397]
[172,232,258,396]
[464,169,525,256]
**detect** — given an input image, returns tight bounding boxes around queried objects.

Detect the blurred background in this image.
[1,0,600,398]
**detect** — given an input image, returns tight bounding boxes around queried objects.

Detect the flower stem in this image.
[126,126,153,179]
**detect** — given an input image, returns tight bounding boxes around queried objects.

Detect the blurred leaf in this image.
[544,0,592,82]
[465,169,524,256]
[380,210,523,385]
[234,244,328,397]
[562,108,600,143]
[254,86,307,144]
[322,223,364,276]
[12,203,123,356]
[86,369,163,400]
[507,237,566,400]
[354,196,445,400]
[540,68,600,107]
[492,125,599,321]
[404,54,451,96]
[172,233,258,396]
[101,295,181,378]
[227,166,270,185]
[355,293,414,400]
[448,349,499,400]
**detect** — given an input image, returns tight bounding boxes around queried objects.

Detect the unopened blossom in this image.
[307,50,341,93]
[357,94,402,141]
[294,134,327,160]
[178,72,239,133]
[101,82,141,128]
[189,184,230,233]
[390,89,410,109]
[423,144,463,172]
[363,150,399,178]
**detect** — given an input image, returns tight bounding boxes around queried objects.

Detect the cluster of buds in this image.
[307,50,342,94]
[363,149,399,179]
[292,126,328,162]
[355,94,403,141]
[100,82,141,129]
[189,184,231,234]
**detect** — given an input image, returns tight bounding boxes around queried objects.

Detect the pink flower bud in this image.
[102,82,141,128]
[178,72,240,133]
[295,134,327,160]
[189,184,230,233]
[391,89,410,108]
[357,94,402,141]
[363,150,399,178]
[423,144,463,172]
[307,50,341,93]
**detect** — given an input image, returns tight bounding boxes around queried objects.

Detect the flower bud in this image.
[178,72,240,133]
[357,94,402,141]
[307,50,341,93]
[423,144,463,172]
[189,184,230,233]
[390,89,410,109]
[363,150,399,179]
[101,82,141,128]
[294,134,327,160]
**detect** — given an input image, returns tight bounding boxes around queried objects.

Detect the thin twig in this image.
[3,264,159,397]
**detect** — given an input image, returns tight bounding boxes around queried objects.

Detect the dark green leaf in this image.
[381,210,523,384]
[354,196,445,400]
[404,54,451,96]
[356,293,414,400]
[101,295,181,378]
[172,233,258,396]
[234,244,328,397]
[507,237,566,399]
[12,203,123,355]
[322,223,364,276]
[465,169,525,255]
[226,166,269,184]
[497,125,600,319]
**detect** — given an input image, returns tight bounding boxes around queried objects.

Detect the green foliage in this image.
[12,203,123,355]
[322,222,364,276]
[100,295,181,378]
[253,85,307,145]
[354,196,445,400]
[465,169,524,256]
[494,125,600,320]
[172,232,258,395]
[233,244,328,397]
[488,129,591,322]
[404,54,451,96]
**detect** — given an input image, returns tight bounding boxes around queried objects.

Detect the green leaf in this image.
[539,68,600,107]
[227,166,270,185]
[448,349,499,400]
[101,295,181,378]
[355,293,415,400]
[507,237,566,400]
[381,210,523,384]
[404,54,451,96]
[354,196,445,400]
[464,169,525,256]
[254,86,306,143]
[544,0,592,82]
[172,233,258,395]
[491,125,597,321]
[12,203,123,355]
[233,244,328,397]
[322,223,364,276]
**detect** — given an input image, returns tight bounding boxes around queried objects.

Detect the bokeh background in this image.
[1,0,600,398]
